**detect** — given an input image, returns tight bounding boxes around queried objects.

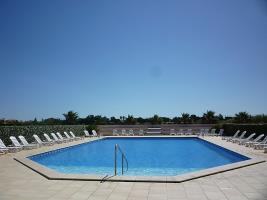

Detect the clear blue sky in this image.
[0,0,267,120]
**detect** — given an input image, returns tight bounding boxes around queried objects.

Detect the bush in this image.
[0,125,86,146]
[221,123,267,137]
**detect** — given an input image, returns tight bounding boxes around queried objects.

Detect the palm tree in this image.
[235,112,250,123]
[202,110,216,124]
[181,113,190,124]
[63,111,79,124]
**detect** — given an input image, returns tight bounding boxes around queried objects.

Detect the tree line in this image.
[1,111,267,126]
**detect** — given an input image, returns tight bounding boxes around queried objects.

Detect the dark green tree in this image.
[63,111,79,124]
[234,112,250,123]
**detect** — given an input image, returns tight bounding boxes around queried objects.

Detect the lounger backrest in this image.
[113,129,118,135]
[92,130,97,136]
[204,129,209,134]
[254,134,264,142]
[232,130,240,138]
[139,129,144,135]
[69,131,76,138]
[129,129,134,134]
[211,129,216,134]
[10,136,21,147]
[56,132,64,140]
[239,131,247,139]
[246,133,256,140]
[0,139,7,148]
[51,133,59,141]
[122,129,126,135]
[84,130,90,137]
[44,134,52,142]
[219,129,224,135]
[18,136,29,145]
[33,135,42,144]
[261,136,267,143]
[64,132,71,139]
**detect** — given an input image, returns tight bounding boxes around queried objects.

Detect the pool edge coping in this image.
[14,136,266,183]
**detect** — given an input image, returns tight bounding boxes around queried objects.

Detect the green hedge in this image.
[222,124,267,137]
[0,125,86,146]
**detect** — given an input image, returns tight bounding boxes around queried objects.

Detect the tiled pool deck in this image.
[0,136,267,200]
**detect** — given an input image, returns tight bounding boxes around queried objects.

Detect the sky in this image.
[0,0,267,120]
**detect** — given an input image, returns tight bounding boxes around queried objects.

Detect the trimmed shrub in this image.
[222,123,267,137]
[0,125,86,146]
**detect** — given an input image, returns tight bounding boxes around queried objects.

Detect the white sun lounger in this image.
[50,133,64,143]
[209,129,216,136]
[218,129,224,136]
[227,130,240,142]
[177,129,184,136]
[92,130,98,137]
[69,131,82,140]
[170,129,176,135]
[113,129,119,136]
[10,136,34,150]
[232,131,247,143]
[245,134,265,147]
[139,129,144,136]
[237,133,256,145]
[56,132,70,142]
[121,129,128,136]
[0,138,22,152]
[18,135,38,149]
[254,137,267,150]
[33,134,53,146]
[84,130,91,137]
[128,129,134,136]
[44,133,57,143]
[63,132,75,141]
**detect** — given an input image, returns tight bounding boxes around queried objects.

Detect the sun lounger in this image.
[226,130,242,142]
[176,129,183,136]
[44,133,57,143]
[51,133,64,143]
[63,132,75,141]
[10,136,34,150]
[170,129,176,135]
[218,129,224,136]
[139,129,144,136]
[128,129,134,136]
[92,130,98,137]
[33,134,53,146]
[254,137,267,150]
[56,132,70,142]
[185,129,192,135]
[231,131,247,143]
[0,138,22,152]
[209,129,216,136]
[237,133,256,145]
[245,134,265,147]
[121,129,128,136]
[69,131,82,140]
[18,135,39,149]
[113,129,119,136]
[84,130,91,137]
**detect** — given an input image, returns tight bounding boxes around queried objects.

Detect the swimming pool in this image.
[29,137,250,176]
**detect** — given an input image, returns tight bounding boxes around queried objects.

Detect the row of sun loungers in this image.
[111,128,224,136]
[112,129,144,136]
[224,130,267,150]
[0,131,85,154]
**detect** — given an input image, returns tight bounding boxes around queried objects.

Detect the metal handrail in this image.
[114,144,128,175]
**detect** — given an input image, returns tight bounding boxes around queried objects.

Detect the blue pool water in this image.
[29,137,249,176]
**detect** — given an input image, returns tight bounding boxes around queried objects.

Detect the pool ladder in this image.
[114,144,128,175]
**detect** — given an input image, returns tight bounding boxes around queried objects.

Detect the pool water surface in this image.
[29,137,249,176]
